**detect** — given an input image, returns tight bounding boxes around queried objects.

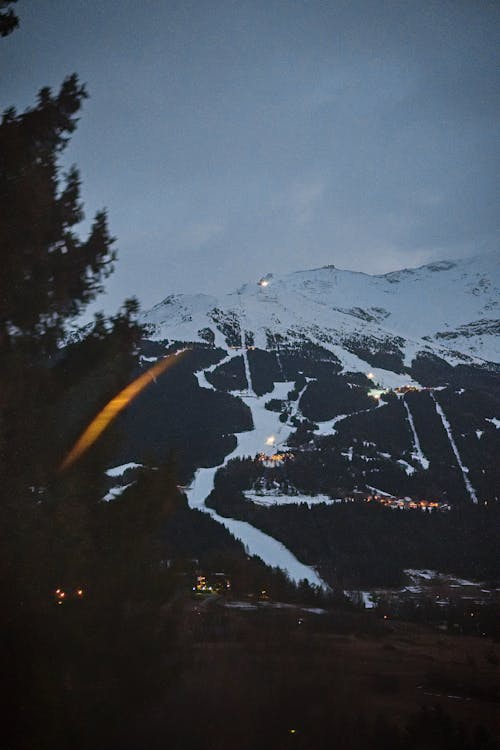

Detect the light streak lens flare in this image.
[59,349,188,472]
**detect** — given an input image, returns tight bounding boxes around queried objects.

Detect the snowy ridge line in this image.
[431,393,478,504]
[140,252,500,364]
[403,396,429,469]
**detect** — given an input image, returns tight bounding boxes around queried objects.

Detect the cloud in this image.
[181,221,225,249]
[284,179,327,226]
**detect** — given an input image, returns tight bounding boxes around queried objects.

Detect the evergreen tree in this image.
[0,74,115,353]
[0,0,18,36]
[0,21,182,747]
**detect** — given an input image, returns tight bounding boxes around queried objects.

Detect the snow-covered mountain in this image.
[104,252,499,587]
[142,251,500,366]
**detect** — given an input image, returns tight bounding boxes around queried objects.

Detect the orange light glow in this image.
[59,350,188,471]
[76,589,84,596]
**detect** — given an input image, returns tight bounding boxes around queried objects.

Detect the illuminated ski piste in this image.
[186,369,328,588]
[402,397,429,469]
[431,393,478,504]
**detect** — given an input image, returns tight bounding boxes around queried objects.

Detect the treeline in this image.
[208,467,500,587]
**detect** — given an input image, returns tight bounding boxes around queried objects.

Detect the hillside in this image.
[102,252,499,587]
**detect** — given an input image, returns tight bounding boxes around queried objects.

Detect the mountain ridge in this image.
[141,251,499,366]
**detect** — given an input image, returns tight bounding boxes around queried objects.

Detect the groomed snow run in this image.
[403,397,429,469]
[186,370,328,588]
[431,394,478,504]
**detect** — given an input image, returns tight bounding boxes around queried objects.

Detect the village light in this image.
[367,372,374,380]
[265,435,275,446]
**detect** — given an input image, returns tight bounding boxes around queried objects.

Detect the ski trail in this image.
[275,348,285,379]
[236,291,255,396]
[187,368,328,588]
[195,351,234,390]
[241,341,254,395]
[187,466,326,588]
[403,396,429,469]
[431,393,478,504]
[313,398,387,436]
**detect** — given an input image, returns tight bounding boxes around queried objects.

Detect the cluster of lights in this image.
[54,587,85,604]
[367,495,448,511]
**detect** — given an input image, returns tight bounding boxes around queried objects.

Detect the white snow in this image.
[344,590,376,608]
[102,483,133,502]
[403,397,430,470]
[241,344,254,394]
[141,252,500,366]
[244,491,339,507]
[185,378,328,588]
[431,394,478,504]
[397,459,416,476]
[105,462,143,477]
[405,569,437,580]
[366,485,396,498]
[140,355,158,363]
[476,430,484,439]
[313,398,387,437]
[194,350,240,391]
[485,417,500,429]
[361,592,376,609]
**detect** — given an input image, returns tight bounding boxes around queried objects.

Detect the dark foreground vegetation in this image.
[6,583,500,750]
[1,7,498,749]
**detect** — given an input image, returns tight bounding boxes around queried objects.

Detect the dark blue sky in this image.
[2,0,498,314]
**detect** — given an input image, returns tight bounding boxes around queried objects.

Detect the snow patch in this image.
[102,483,133,502]
[432,394,478,503]
[244,491,339,507]
[397,459,416,476]
[105,462,142,477]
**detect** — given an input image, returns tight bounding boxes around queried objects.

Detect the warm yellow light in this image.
[367,372,374,380]
[76,589,83,596]
[59,350,188,471]
[265,435,275,446]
